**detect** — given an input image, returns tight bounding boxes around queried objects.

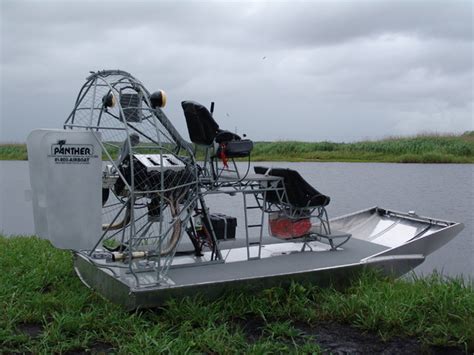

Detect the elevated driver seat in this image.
[182,101,254,180]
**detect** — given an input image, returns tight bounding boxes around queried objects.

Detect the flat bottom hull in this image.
[74,207,463,309]
[74,252,424,310]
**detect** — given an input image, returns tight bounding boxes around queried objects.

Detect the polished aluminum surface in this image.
[74,206,463,309]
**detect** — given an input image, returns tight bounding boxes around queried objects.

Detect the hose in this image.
[102,202,131,231]
[159,199,182,255]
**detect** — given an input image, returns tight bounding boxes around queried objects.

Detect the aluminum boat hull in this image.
[74,207,463,309]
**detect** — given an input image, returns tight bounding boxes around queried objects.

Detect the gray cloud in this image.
[1,0,472,142]
[257,0,472,46]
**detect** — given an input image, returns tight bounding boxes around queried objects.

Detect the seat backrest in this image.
[181,101,220,146]
[254,166,281,204]
[254,166,329,208]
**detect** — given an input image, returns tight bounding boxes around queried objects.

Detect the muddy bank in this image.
[235,317,465,354]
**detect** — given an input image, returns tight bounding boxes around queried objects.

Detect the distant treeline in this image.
[1,132,473,163]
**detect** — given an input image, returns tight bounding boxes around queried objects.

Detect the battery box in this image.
[204,213,237,240]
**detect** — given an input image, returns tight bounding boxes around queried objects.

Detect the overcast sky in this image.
[1,0,472,142]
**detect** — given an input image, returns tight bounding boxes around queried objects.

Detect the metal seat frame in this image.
[252,168,351,251]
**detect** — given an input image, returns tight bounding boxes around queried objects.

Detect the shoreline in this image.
[2,134,473,163]
[2,158,473,164]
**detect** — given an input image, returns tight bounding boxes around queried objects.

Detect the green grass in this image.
[3,132,473,163]
[250,132,474,163]
[0,144,28,160]
[1,236,473,353]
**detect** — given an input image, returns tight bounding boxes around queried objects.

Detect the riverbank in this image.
[251,133,474,163]
[1,236,472,353]
[1,133,473,163]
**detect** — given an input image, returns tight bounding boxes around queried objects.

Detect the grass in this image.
[2,132,473,163]
[1,236,473,353]
[250,132,474,163]
[0,144,28,161]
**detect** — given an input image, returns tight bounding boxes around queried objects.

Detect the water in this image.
[1,161,472,278]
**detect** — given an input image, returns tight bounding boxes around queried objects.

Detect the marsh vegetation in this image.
[2,133,473,163]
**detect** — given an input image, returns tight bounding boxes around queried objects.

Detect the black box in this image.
[217,139,254,158]
[204,213,237,240]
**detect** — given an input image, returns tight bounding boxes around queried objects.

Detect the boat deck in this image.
[77,237,388,290]
[167,238,388,286]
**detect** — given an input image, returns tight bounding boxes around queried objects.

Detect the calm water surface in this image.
[1,161,472,278]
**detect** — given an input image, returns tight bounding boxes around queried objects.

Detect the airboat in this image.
[27,70,463,309]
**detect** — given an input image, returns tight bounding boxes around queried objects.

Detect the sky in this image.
[1,0,473,143]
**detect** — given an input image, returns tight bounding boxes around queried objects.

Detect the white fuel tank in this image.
[27,130,102,250]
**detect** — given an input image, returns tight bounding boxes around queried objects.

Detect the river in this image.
[1,161,472,278]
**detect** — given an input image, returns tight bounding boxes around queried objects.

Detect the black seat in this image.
[182,101,220,146]
[254,166,350,250]
[181,101,253,158]
[254,166,330,208]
